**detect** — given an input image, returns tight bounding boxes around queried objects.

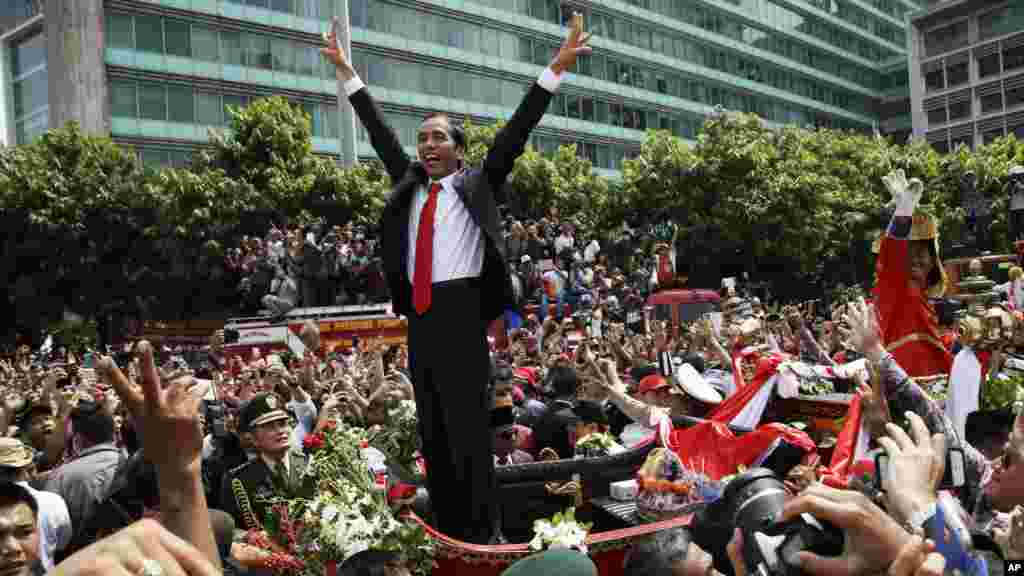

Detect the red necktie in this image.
[413,182,442,315]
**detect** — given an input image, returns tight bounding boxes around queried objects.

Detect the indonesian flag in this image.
[819,393,873,488]
[666,421,816,481]
[709,355,784,429]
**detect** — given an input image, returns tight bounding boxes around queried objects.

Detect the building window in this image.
[196,92,222,125]
[978,53,1001,78]
[221,30,244,66]
[1005,45,1024,73]
[164,20,191,58]
[1007,86,1024,110]
[924,67,944,92]
[107,13,134,50]
[927,108,946,126]
[110,80,137,117]
[167,85,194,123]
[191,25,219,61]
[134,14,164,54]
[982,127,1004,144]
[9,30,48,144]
[924,20,967,57]
[946,56,968,88]
[947,100,970,122]
[979,5,1024,42]
[246,34,272,69]
[980,92,1003,114]
[271,37,294,73]
[139,83,169,121]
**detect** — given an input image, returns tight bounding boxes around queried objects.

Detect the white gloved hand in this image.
[883,170,924,217]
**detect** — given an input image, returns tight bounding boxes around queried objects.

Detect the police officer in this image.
[219,394,312,532]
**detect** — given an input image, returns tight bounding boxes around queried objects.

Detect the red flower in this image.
[360,440,369,449]
[303,433,325,451]
[388,482,417,502]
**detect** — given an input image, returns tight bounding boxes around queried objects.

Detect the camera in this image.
[691,468,843,576]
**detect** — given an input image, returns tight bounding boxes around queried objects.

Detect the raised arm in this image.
[322,20,410,182]
[486,13,591,201]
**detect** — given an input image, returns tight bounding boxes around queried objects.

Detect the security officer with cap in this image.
[219,393,312,532]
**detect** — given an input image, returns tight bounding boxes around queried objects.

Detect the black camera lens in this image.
[719,468,788,534]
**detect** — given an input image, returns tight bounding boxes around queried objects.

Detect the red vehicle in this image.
[646,289,722,327]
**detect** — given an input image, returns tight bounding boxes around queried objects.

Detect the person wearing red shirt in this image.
[872,170,952,378]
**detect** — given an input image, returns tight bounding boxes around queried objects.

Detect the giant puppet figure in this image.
[873,170,952,378]
[321,15,591,544]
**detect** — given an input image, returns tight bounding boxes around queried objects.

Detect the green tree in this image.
[463,118,607,233]
[0,123,152,343]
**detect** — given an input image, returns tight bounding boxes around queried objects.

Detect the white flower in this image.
[321,505,339,523]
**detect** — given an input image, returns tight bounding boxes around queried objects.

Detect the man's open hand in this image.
[550,12,592,75]
[98,341,207,478]
[321,17,355,80]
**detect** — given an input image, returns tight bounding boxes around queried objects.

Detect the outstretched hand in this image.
[841,298,884,362]
[97,341,208,477]
[550,12,592,75]
[321,17,356,80]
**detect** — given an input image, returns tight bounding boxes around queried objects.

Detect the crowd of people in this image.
[226,222,388,317]
[224,206,680,323]
[3,267,1024,575]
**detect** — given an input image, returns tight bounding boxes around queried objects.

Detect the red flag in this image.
[710,355,783,427]
[667,421,816,481]
[819,394,874,488]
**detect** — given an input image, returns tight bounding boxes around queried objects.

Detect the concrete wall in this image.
[45,0,107,135]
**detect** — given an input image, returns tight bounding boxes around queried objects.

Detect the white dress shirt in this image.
[19,482,71,571]
[342,67,565,284]
[406,172,484,283]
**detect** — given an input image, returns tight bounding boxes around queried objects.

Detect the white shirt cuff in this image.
[537,67,563,93]
[342,75,366,97]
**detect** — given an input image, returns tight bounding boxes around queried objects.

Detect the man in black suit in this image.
[323,14,591,543]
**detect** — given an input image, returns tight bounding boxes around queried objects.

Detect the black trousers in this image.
[407,278,495,544]
[1013,209,1024,242]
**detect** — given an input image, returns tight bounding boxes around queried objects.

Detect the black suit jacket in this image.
[347,80,555,322]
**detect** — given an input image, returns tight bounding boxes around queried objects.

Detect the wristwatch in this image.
[904,501,937,536]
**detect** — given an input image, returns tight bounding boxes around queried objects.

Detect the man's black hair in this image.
[71,402,115,445]
[623,527,691,576]
[0,481,37,516]
[421,112,466,150]
[680,352,705,374]
[545,365,578,398]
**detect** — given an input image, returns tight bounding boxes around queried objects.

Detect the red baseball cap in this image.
[638,374,671,395]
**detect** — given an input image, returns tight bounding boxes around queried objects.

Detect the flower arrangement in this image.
[573,432,624,459]
[367,400,423,479]
[529,508,592,554]
[248,419,434,576]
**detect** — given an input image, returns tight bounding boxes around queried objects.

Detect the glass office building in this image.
[910,1,1024,151]
[2,0,923,173]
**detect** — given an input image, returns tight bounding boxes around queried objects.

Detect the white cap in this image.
[674,363,722,405]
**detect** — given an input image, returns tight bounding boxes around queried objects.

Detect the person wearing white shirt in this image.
[322,13,591,544]
[0,438,71,571]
